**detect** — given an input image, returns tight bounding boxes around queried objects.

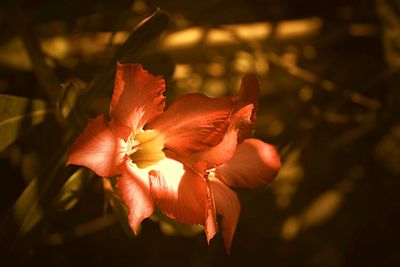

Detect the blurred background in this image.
[0,0,399,266]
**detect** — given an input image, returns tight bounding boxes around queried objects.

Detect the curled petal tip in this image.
[209,178,240,254]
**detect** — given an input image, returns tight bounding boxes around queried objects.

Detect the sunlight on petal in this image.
[145,158,186,194]
[148,158,208,225]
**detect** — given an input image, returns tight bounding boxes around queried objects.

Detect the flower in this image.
[67,63,281,253]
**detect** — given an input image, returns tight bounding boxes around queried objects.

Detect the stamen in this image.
[126,133,140,155]
[206,168,217,179]
[129,130,166,168]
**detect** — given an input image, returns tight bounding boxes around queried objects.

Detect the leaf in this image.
[0,94,52,152]
[151,211,204,237]
[103,178,134,237]
[301,190,344,229]
[22,30,62,102]
[53,168,92,211]
[116,8,170,63]
[83,9,169,104]
[0,38,32,70]
[9,144,69,238]
[12,178,43,236]
[377,0,400,69]
[58,79,85,119]
[281,189,345,240]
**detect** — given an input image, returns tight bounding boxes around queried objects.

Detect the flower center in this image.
[206,168,217,179]
[127,129,165,169]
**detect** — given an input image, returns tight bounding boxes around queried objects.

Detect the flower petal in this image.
[205,179,218,243]
[117,161,155,234]
[187,104,254,171]
[210,177,240,254]
[234,74,260,142]
[180,75,260,171]
[110,63,166,130]
[67,114,126,177]
[215,138,281,189]
[147,93,234,157]
[148,158,208,225]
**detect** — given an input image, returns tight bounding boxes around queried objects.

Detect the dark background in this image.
[0,0,399,266]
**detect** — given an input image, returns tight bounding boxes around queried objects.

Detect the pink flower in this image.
[67,63,281,252]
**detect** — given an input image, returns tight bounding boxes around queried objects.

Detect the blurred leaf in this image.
[0,94,52,152]
[0,37,69,71]
[151,211,204,237]
[106,191,135,237]
[83,9,170,104]
[53,168,92,211]
[9,143,70,239]
[273,148,304,209]
[22,30,62,102]
[281,189,346,240]
[281,216,301,241]
[375,123,400,174]
[58,79,86,119]
[301,190,344,229]
[377,0,400,69]
[116,9,169,63]
[13,179,43,236]
[21,151,42,182]
[103,179,134,237]
[0,38,32,70]
[159,221,204,237]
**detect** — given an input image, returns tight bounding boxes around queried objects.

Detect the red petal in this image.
[179,75,260,171]
[187,104,254,171]
[110,63,166,130]
[215,138,281,189]
[147,94,234,157]
[148,158,208,225]
[210,177,240,253]
[235,74,260,111]
[234,74,260,142]
[205,178,218,243]
[117,161,155,234]
[67,114,126,177]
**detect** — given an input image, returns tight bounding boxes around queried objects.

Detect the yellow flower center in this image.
[128,130,165,169]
